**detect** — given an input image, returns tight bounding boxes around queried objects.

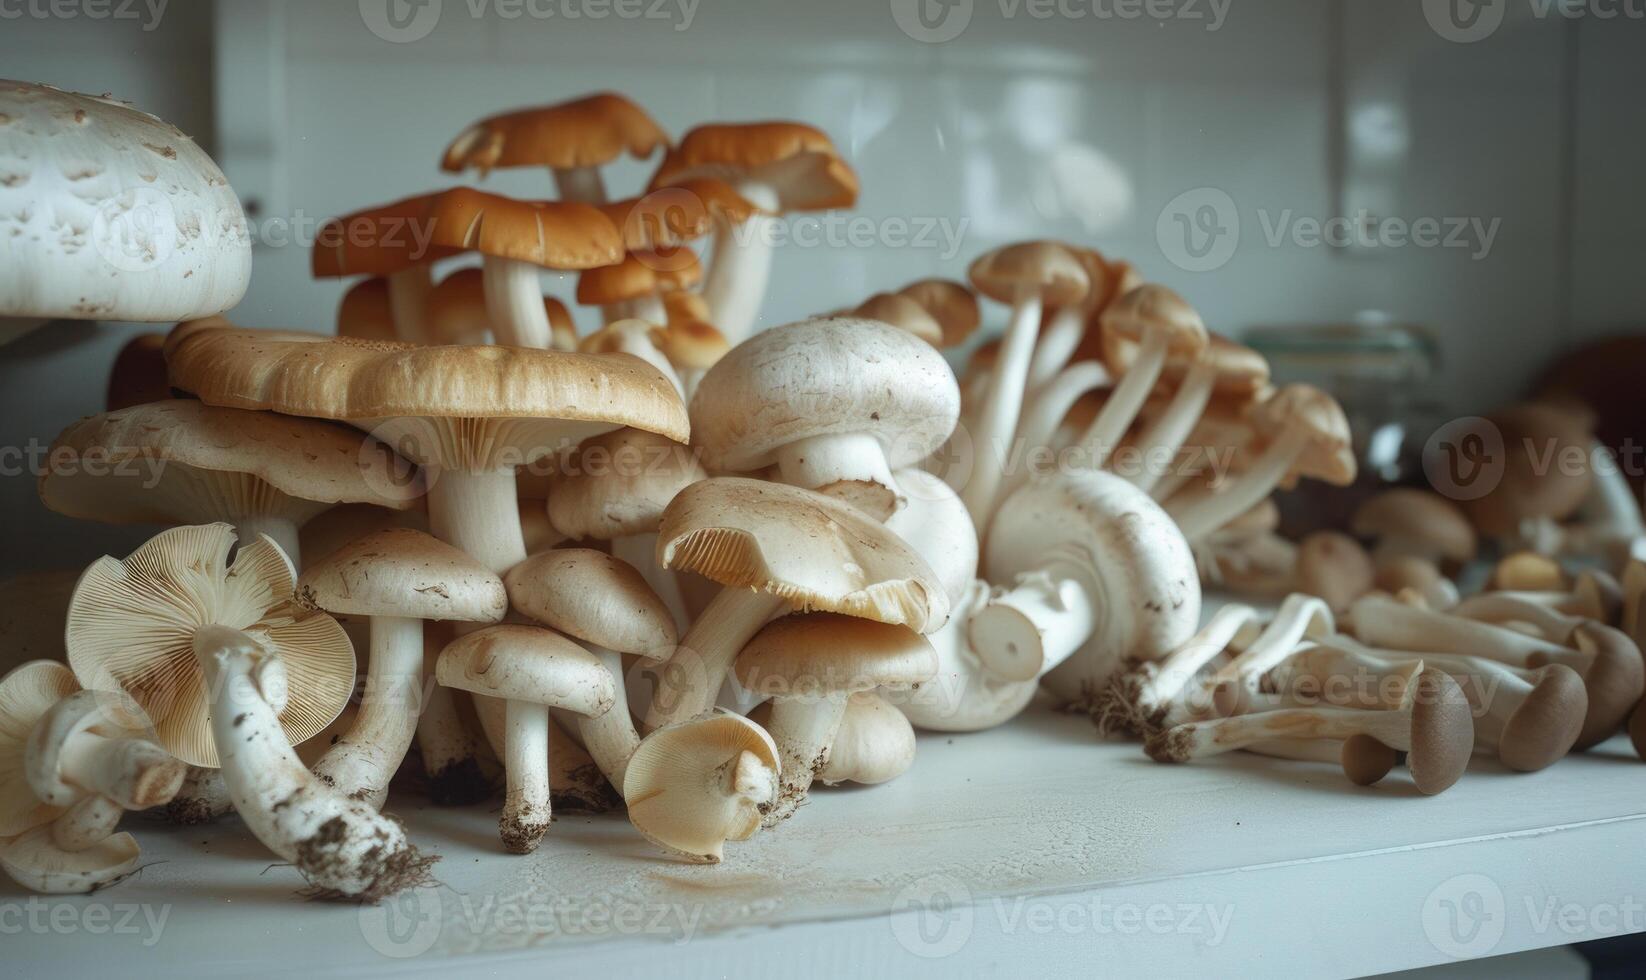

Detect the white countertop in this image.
[6,706,1644,979]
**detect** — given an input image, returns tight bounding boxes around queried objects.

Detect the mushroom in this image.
[1146,666,1474,795]
[295,528,509,808]
[0,81,251,329]
[504,549,677,793]
[973,469,1200,705]
[884,467,979,610]
[441,92,668,203]
[623,711,780,864]
[654,293,731,400]
[1490,551,1567,592]
[1205,594,1336,717]
[1350,594,1644,749]
[1351,489,1476,581]
[817,693,918,787]
[578,317,687,398]
[1459,403,1593,553]
[897,278,982,351]
[648,121,859,343]
[436,625,615,853]
[42,399,422,567]
[1240,735,1398,786]
[1118,335,1269,493]
[1167,384,1357,541]
[546,427,707,631]
[0,827,145,895]
[690,316,960,519]
[336,277,399,343]
[427,267,578,349]
[1021,245,1115,392]
[66,524,432,899]
[735,613,937,824]
[1557,439,1646,563]
[106,333,172,410]
[991,360,1113,508]
[961,242,1091,524]
[1294,531,1375,614]
[1087,602,1259,738]
[642,478,949,732]
[849,292,944,347]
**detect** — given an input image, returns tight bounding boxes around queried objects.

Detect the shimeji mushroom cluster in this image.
[5,81,1646,903]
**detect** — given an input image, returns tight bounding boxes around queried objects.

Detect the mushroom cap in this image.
[653,313,729,371]
[649,121,859,212]
[1571,569,1623,624]
[851,293,943,346]
[1340,733,1398,787]
[106,332,172,410]
[1295,531,1375,614]
[1461,403,1594,535]
[1373,554,1444,596]
[968,241,1090,308]
[435,625,614,715]
[298,504,424,569]
[1115,333,1268,399]
[1556,622,1646,750]
[547,428,705,540]
[64,523,354,767]
[1404,667,1475,795]
[884,467,979,609]
[1498,664,1588,772]
[817,692,917,786]
[577,251,700,305]
[1099,284,1209,358]
[24,688,181,809]
[296,527,507,623]
[503,549,677,660]
[600,177,765,252]
[659,478,950,633]
[312,189,624,277]
[1351,489,1477,564]
[1254,383,1357,486]
[689,316,960,474]
[0,826,142,894]
[165,321,689,471]
[1071,259,1145,364]
[735,612,938,697]
[897,278,981,348]
[0,570,80,663]
[441,93,668,175]
[428,267,575,348]
[41,400,423,527]
[0,81,251,322]
[0,661,78,836]
[1491,551,1566,592]
[987,470,1199,697]
[336,277,398,343]
[623,711,780,863]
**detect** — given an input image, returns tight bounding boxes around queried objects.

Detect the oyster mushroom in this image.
[623,711,780,864]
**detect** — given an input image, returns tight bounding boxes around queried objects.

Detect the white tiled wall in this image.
[2,0,1644,574]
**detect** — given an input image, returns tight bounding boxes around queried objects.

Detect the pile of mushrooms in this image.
[7,81,1643,905]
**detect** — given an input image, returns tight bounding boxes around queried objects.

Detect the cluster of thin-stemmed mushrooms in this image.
[3,82,1645,903]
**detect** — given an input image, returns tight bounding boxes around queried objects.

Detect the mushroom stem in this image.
[643,588,786,731]
[1168,425,1312,540]
[613,533,690,633]
[192,625,434,899]
[310,615,423,809]
[608,294,667,326]
[500,698,551,854]
[1208,594,1334,716]
[961,288,1044,526]
[1090,603,1256,736]
[165,766,234,824]
[428,468,527,576]
[996,361,1110,506]
[1126,361,1216,492]
[967,557,1098,682]
[701,186,779,345]
[888,582,1040,733]
[414,683,492,805]
[576,647,641,794]
[1074,328,1169,472]
[763,692,848,826]
[1025,305,1089,394]
[235,516,302,571]
[386,265,434,344]
[482,255,554,349]
[43,730,182,811]
[553,166,606,205]
[774,432,900,514]
[1451,593,1581,643]
[51,795,123,852]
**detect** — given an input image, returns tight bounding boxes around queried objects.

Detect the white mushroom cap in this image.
[503,549,678,661]
[435,625,614,715]
[296,527,508,624]
[0,81,251,322]
[0,661,79,836]
[0,826,141,894]
[623,711,779,863]
[818,692,917,786]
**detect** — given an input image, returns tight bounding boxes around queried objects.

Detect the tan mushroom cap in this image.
[1499,664,1588,772]
[1100,284,1209,360]
[106,333,172,411]
[312,188,624,278]
[1131,333,1270,399]
[623,711,779,863]
[336,277,398,343]
[41,400,422,526]
[649,121,859,211]
[968,241,1090,308]
[576,251,701,307]
[1536,622,1646,750]
[817,692,916,786]
[1254,383,1357,486]
[429,267,576,348]
[1461,403,1594,536]
[735,613,938,697]
[504,549,677,660]
[1071,259,1145,364]
[898,278,981,348]
[441,93,668,176]
[64,524,354,768]
[1340,734,1399,787]
[1295,531,1374,613]
[1352,489,1476,564]
[1404,667,1475,795]
[435,625,614,715]
[548,428,706,540]
[296,527,508,623]
[689,316,960,474]
[851,293,943,346]
[599,177,765,252]
[659,478,950,633]
[654,314,730,372]
[0,661,79,836]
[164,321,688,470]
